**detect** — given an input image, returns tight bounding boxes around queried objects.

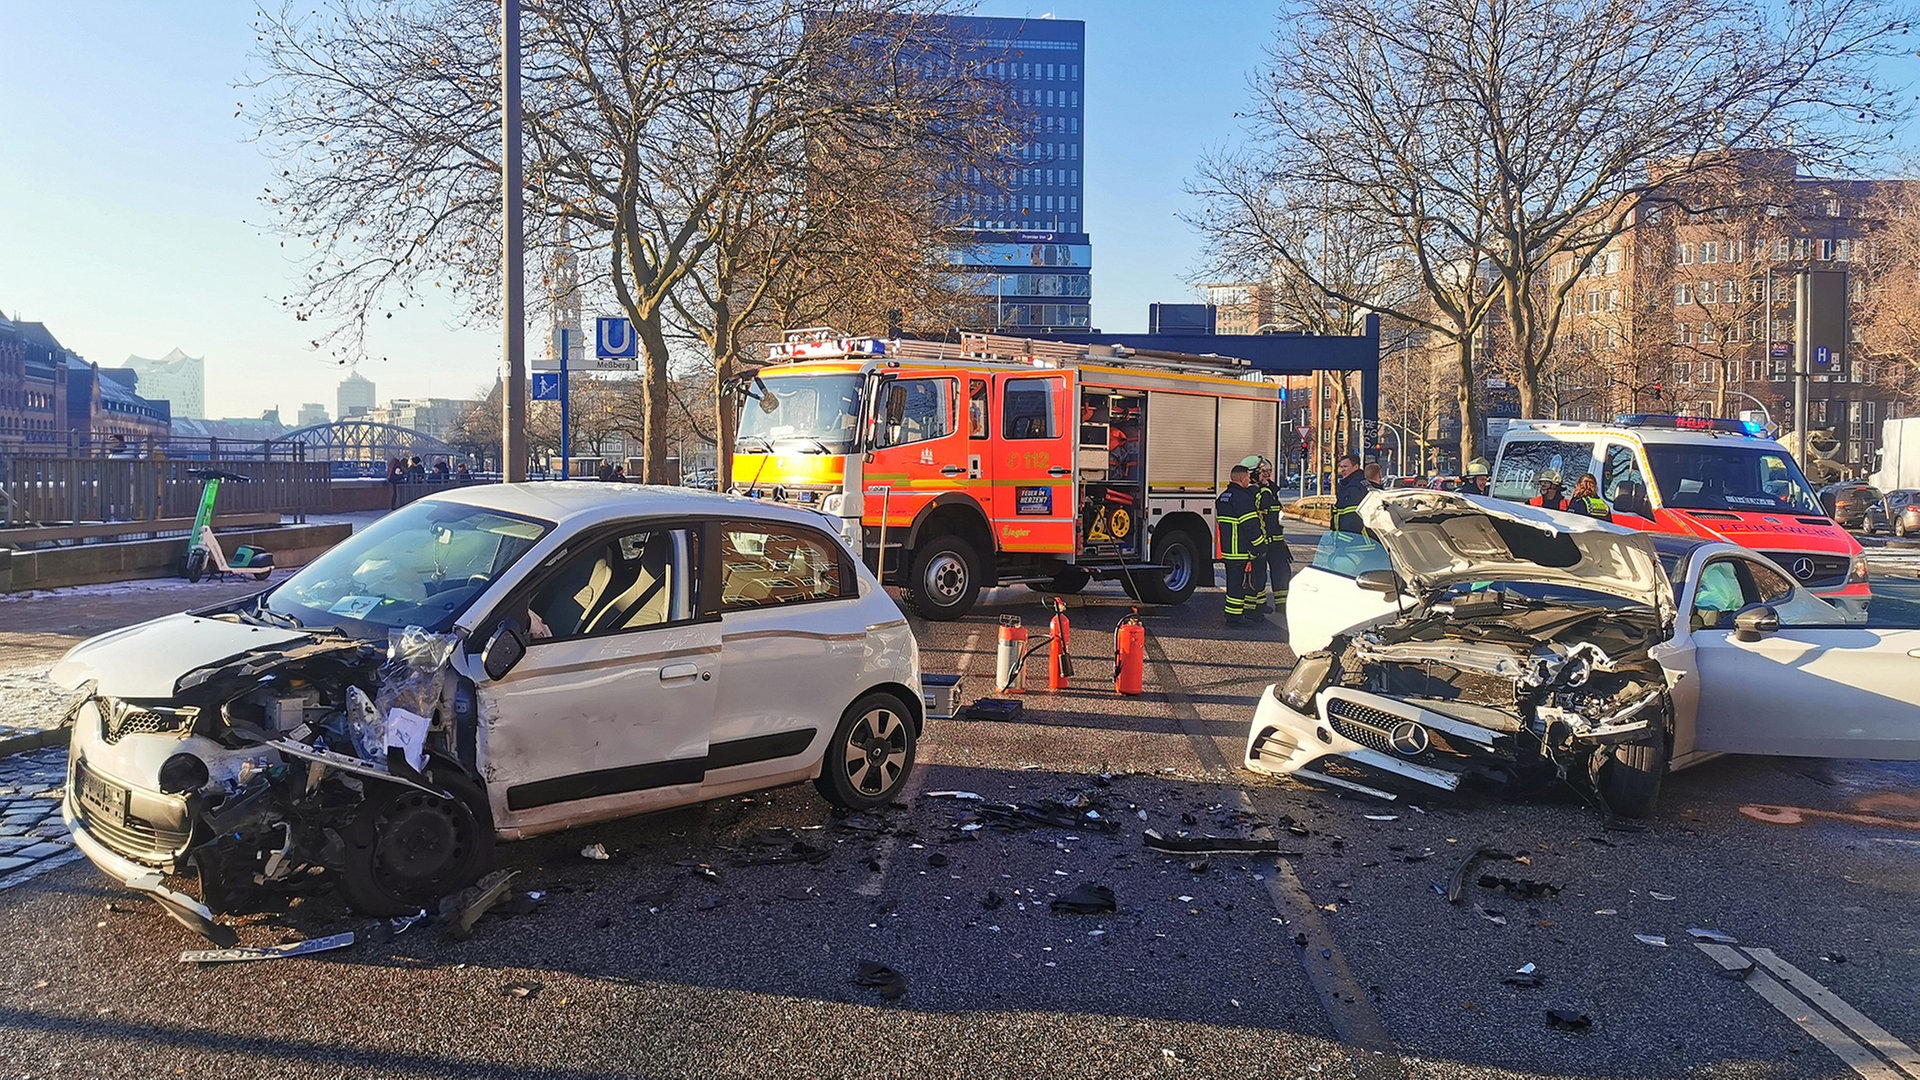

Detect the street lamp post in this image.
[501,0,528,482]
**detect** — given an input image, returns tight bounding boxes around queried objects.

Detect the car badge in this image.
[1791,557,1815,580]
[1387,720,1431,756]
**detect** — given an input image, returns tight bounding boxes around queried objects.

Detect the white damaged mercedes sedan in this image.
[55,484,926,936]
[1246,490,1920,816]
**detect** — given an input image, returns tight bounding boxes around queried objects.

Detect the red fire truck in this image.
[729,330,1302,619]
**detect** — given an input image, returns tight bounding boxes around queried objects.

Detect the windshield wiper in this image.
[737,435,772,453]
[248,599,303,629]
[784,437,832,455]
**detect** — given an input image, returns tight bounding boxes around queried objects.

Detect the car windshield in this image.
[737,373,864,454]
[1436,579,1652,611]
[263,500,550,634]
[1643,444,1822,514]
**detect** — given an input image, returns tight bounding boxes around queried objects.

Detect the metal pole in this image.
[501,0,528,482]
[1793,270,1809,462]
[559,327,571,479]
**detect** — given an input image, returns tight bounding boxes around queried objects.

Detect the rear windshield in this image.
[1643,445,1822,514]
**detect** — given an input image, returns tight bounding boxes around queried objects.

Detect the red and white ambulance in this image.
[1491,415,1867,598]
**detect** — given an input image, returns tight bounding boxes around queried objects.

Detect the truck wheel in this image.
[1137,528,1202,606]
[900,535,981,620]
[1595,728,1669,819]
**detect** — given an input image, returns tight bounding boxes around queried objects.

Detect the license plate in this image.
[78,768,127,829]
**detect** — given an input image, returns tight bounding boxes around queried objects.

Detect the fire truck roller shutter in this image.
[1144,392,1218,493]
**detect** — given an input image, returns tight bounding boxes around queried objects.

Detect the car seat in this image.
[585,536,674,633]
[537,551,614,638]
[1614,480,1652,518]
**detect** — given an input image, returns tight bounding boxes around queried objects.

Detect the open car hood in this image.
[1358,490,1672,619]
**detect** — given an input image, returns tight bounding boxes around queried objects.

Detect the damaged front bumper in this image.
[1243,685,1513,798]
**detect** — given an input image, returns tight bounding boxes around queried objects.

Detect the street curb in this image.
[0,727,68,762]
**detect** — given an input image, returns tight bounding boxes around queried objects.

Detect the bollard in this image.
[995,615,1028,694]
[1114,608,1145,696]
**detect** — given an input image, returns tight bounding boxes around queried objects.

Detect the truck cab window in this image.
[1003,379,1058,440]
[873,378,956,449]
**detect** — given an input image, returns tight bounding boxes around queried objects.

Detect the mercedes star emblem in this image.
[1792,557,1815,580]
[1387,720,1431,756]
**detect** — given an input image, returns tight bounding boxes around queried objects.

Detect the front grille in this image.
[98,700,193,745]
[71,764,190,866]
[1327,698,1400,754]
[1758,551,1850,589]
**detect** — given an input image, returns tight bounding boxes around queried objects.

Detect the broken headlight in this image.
[1280,652,1335,713]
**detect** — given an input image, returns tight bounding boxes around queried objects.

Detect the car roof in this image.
[1502,424,1785,449]
[417,482,831,530]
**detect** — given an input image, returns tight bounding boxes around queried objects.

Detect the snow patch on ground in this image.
[0,573,283,603]
[0,669,64,734]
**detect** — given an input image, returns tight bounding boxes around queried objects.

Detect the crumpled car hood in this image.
[51,614,311,698]
[1358,490,1672,618]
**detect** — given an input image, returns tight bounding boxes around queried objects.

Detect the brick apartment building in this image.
[1550,152,1915,473]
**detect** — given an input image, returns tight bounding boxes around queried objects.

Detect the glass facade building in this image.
[934,16,1091,331]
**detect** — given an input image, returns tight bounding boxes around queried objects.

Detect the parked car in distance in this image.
[56,484,927,937]
[1876,488,1920,538]
[1819,481,1883,531]
[1249,489,1915,817]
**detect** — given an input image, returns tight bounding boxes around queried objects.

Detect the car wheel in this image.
[900,535,981,620]
[1594,728,1669,819]
[815,691,918,811]
[339,764,494,916]
[184,548,208,583]
[1137,527,1201,606]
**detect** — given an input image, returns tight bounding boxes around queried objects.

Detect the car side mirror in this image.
[482,623,527,680]
[1732,605,1780,642]
[1355,569,1400,596]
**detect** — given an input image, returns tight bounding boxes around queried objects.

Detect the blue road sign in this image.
[596,317,637,359]
[532,372,562,401]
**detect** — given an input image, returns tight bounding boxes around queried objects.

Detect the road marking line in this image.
[854,628,979,900]
[1696,944,1907,1080]
[1745,948,1920,1080]
[1144,631,1404,1079]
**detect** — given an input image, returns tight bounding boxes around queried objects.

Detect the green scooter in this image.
[184,468,274,582]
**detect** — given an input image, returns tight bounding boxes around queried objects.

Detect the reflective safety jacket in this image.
[1568,495,1613,521]
[1216,483,1264,559]
[1254,483,1286,548]
[1332,471,1370,534]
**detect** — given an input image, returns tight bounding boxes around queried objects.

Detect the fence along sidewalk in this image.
[0,457,328,528]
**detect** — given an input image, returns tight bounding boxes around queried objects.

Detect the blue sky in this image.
[0,1,1272,419]
[0,3,1911,420]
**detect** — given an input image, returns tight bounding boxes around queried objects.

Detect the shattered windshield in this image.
[1644,445,1823,515]
[264,500,550,633]
[737,374,864,454]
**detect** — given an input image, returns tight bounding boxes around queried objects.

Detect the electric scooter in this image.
[183,468,274,582]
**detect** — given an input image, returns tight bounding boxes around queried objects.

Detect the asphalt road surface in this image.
[0,570,1916,1079]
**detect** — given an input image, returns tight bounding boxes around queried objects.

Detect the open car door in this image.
[1287,532,1406,654]
[1684,552,1920,760]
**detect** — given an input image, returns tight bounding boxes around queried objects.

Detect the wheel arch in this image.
[906,495,996,578]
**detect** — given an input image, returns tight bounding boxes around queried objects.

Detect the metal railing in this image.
[0,457,330,528]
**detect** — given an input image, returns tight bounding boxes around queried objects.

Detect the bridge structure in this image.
[270,420,462,477]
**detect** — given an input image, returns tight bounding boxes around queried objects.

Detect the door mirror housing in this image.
[482,623,527,680]
[1732,605,1780,642]
[1355,569,1400,596]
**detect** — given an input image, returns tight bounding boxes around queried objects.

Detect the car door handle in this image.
[660,663,700,682]
[1909,650,1920,659]
[1047,466,1071,477]
[940,465,966,476]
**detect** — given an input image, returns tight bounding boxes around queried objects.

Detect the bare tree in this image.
[251,0,1010,482]
[1198,0,1910,462]
[1857,177,1920,397]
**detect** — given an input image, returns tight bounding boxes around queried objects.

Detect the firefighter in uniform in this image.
[1331,453,1368,533]
[1464,458,1492,496]
[1246,455,1290,615]
[1566,472,1613,520]
[1530,468,1569,511]
[1216,462,1264,624]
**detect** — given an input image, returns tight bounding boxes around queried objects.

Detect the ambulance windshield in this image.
[737,374,864,454]
[1643,445,1823,515]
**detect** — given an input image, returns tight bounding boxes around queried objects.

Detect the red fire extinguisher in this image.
[995,615,1028,694]
[1046,597,1074,692]
[1114,608,1145,696]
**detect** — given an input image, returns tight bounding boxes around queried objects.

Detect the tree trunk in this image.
[635,313,672,484]
[1454,334,1482,467]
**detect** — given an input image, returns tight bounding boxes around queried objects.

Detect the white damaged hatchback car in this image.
[1246,490,1920,816]
[56,484,925,936]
